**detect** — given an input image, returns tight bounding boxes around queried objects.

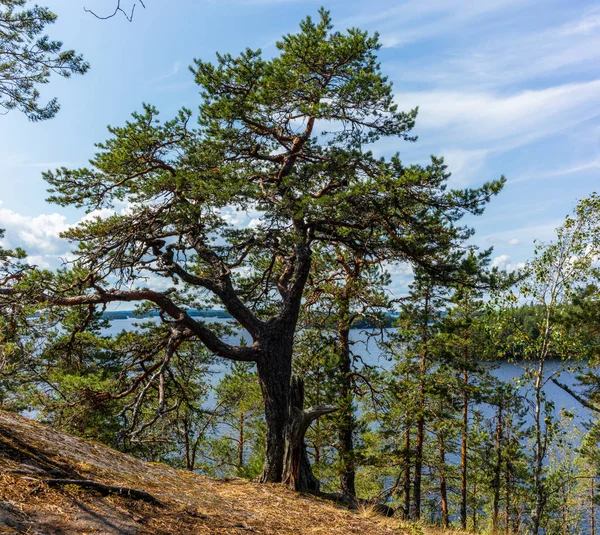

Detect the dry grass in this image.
[0,411,464,535]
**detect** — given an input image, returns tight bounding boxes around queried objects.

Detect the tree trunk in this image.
[183,419,192,471]
[531,358,545,535]
[282,377,337,493]
[438,431,449,529]
[282,376,318,493]
[237,413,245,474]
[592,476,596,535]
[281,376,337,493]
[337,294,356,499]
[505,468,511,534]
[413,292,429,521]
[460,367,469,530]
[256,262,330,489]
[413,395,424,520]
[472,480,478,531]
[492,404,503,532]
[402,418,411,520]
[257,340,293,483]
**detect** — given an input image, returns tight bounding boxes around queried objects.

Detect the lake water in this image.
[104,317,594,430]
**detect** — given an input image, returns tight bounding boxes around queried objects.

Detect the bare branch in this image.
[84,1,146,22]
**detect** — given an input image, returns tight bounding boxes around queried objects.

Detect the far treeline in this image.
[1,5,600,535]
[102,309,398,327]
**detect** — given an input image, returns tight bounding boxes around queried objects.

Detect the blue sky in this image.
[0,0,599,294]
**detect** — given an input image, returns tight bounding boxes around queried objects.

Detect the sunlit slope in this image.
[0,410,439,535]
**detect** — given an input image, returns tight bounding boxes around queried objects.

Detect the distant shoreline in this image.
[103,309,233,320]
[103,311,399,329]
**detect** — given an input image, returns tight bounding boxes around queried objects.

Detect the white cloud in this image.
[247,218,263,229]
[0,209,69,250]
[80,208,119,223]
[492,254,510,268]
[508,238,520,246]
[492,254,525,272]
[560,8,600,36]
[220,206,264,229]
[0,208,71,268]
[0,206,128,270]
[440,149,489,187]
[383,261,413,277]
[395,80,600,150]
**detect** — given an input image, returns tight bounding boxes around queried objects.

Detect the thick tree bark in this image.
[257,339,294,483]
[256,238,313,485]
[281,376,337,492]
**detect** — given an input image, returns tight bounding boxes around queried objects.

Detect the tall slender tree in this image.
[297,244,391,500]
[393,268,449,520]
[504,193,600,534]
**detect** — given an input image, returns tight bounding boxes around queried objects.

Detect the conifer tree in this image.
[202,361,265,478]
[3,10,504,488]
[297,244,392,500]
[394,268,448,520]
[0,0,89,120]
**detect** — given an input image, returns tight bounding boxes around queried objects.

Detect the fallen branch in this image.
[25,477,162,505]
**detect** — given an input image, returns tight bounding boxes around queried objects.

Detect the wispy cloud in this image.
[341,0,529,43]
[376,5,600,96]
[481,221,563,249]
[438,149,489,187]
[394,79,600,151]
[560,7,600,36]
[150,60,184,83]
[510,157,600,184]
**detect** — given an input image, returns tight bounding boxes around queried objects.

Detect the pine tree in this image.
[4,9,504,489]
[202,361,265,478]
[388,268,449,520]
[439,250,501,529]
[0,0,89,120]
[296,244,392,500]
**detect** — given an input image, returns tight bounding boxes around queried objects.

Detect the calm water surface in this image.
[105,317,594,428]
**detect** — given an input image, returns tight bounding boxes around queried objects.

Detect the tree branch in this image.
[30,478,161,505]
[84,1,145,22]
[43,288,260,362]
[550,377,600,413]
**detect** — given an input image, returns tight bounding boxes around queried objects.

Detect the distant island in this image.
[102,309,234,320]
[103,310,398,329]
